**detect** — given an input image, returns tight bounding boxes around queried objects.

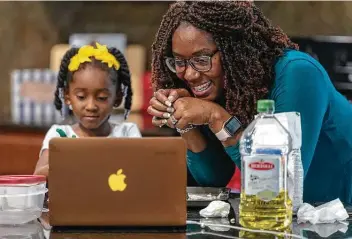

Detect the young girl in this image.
[34,43,141,176]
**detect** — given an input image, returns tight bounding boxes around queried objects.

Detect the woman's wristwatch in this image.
[215,116,242,142]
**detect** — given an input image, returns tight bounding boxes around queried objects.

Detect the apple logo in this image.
[108,169,127,192]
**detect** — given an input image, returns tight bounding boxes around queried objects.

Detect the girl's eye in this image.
[98,97,108,101]
[76,95,85,100]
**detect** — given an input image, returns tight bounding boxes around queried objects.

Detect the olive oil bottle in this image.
[239,100,292,231]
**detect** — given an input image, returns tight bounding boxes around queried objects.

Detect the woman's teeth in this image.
[193,81,212,92]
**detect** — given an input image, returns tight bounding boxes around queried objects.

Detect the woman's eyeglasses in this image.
[165,50,219,73]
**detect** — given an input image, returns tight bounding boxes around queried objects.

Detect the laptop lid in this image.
[48,137,187,227]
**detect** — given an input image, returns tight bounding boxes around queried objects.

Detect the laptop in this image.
[48,137,187,227]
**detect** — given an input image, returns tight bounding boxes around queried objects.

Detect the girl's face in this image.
[65,66,120,130]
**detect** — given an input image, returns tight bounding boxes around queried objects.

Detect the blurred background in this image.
[1,1,352,183]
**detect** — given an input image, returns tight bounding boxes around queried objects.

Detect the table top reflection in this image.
[1,198,351,239]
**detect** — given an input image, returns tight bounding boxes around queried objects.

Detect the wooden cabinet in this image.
[0,131,44,175]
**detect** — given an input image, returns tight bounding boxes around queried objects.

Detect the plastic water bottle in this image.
[292,148,303,212]
[239,99,293,231]
[275,112,304,213]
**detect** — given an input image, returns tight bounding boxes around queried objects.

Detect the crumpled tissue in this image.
[199,200,230,218]
[297,199,349,224]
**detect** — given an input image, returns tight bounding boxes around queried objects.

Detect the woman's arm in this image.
[271,59,329,177]
[178,102,241,186]
[186,140,236,186]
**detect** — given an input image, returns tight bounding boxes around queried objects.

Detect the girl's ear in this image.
[64,89,71,106]
[114,90,123,108]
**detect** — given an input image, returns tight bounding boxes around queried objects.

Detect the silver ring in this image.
[170,115,178,125]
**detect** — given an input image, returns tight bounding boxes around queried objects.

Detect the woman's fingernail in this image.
[168,96,174,102]
[167,107,174,113]
[163,113,171,118]
[165,100,172,107]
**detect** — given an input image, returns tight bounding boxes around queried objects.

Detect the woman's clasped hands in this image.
[148,88,223,133]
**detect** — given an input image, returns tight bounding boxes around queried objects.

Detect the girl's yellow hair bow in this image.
[68,42,120,72]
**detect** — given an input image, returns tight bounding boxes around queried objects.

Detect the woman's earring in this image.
[68,104,73,110]
[113,104,119,110]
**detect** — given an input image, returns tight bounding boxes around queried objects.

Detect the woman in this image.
[148,1,352,204]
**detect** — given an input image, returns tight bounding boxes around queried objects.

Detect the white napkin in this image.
[199,200,230,218]
[297,199,349,224]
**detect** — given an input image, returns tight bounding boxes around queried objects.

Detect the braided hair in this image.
[151,1,298,126]
[54,46,132,120]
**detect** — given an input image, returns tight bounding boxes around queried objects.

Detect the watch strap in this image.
[215,116,241,141]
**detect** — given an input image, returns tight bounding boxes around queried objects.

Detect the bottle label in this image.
[244,155,281,201]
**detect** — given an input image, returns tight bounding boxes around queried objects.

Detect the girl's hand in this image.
[148,88,190,127]
[34,164,49,177]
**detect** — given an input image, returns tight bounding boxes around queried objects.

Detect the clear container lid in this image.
[0,175,46,186]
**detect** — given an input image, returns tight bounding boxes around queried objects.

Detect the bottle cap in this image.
[257,99,275,113]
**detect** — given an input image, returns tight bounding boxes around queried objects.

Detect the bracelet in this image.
[176,124,196,134]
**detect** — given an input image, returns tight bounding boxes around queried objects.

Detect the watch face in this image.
[225,117,241,136]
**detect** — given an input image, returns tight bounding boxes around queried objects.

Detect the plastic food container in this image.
[0,220,45,238]
[0,175,48,225]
